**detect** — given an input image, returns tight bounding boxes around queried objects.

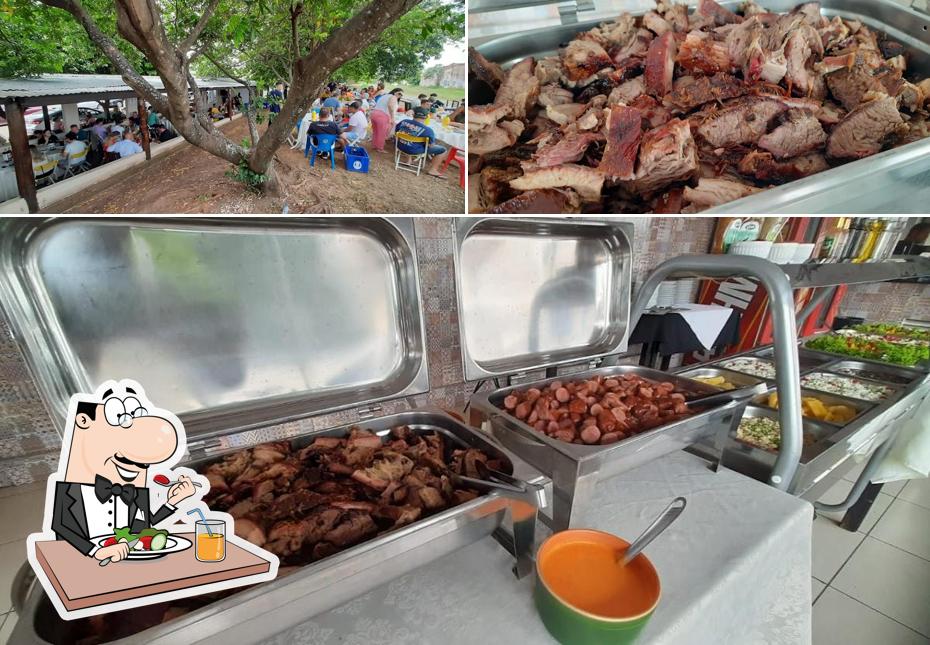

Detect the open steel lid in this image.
[0,218,429,439]
[453,217,633,381]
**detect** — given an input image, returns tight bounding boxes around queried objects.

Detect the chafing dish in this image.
[470,364,754,530]
[474,0,930,214]
[1,218,548,645]
[11,414,545,645]
[676,366,765,390]
[751,387,874,428]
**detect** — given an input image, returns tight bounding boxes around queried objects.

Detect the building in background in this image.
[420,63,465,88]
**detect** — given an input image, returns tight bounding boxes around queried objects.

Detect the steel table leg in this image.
[840,482,884,532]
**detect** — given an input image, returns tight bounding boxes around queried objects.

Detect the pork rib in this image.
[510,164,605,202]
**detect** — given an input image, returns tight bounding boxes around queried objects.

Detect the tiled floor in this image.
[0,474,928,644]
[812,471,930,645]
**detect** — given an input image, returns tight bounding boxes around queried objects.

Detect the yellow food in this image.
[695,376,735,390]
[766,393,857,424]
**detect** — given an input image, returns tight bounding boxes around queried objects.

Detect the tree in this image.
[25,0,460,192]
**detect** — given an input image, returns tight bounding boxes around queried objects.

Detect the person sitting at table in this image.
[110,120,125,136]
[52,117,64,134]
[90,118,108,142]
[394,106,449,179]
[419,99,432,111]
[322,93,341,111]
[153,124,177,143]
[450,104,465,124]
[101,134,120,162]
[61,132,87,162]
[147,109,159,129]
[108,130,143,158]
[307,107,342,158]
[128,111,140,127]
[342,102,368,146]
[429,93,444,108]
[34,129,59,146]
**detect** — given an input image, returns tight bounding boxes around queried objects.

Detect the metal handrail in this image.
[630,254,804,491]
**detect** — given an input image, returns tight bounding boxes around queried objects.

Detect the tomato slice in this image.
[103,537,117,547]
[139,536,154,550]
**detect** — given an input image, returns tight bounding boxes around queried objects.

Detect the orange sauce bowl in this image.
[534,529,661,645]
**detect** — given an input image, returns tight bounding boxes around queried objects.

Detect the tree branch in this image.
[38,0,170,115]
[289,3,303,63]
[179,0,221,52]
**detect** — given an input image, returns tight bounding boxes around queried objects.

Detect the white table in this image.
[263,451,812,645]
[431,122,466,151]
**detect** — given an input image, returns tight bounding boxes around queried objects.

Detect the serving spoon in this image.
[618,496,687,566]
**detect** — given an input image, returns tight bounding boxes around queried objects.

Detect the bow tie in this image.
[94,475,137,505]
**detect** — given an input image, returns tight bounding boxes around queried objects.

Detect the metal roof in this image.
[0,74,255,106]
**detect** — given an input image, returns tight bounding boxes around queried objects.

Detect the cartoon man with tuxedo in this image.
[51,381,198,563]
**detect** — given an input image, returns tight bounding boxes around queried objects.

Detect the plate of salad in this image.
[94,527,192,559]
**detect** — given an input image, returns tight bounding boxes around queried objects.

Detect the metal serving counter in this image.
[472,0,930,214]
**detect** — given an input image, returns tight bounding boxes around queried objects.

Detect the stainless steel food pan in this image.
[11,409,545,645]
[751,347,833,374]
[470,365,748,530]
[721,406,840,492]
[801,335,930,374]
[751,387,874,428]
[475,0,930,214]
[676,366,765,390]
[822,359,929,386]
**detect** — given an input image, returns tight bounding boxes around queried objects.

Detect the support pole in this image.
[102,98,111,120]
[41,105,50,132]
[226,91,232,120]
[6,101,38,213]
[137,95,151,161]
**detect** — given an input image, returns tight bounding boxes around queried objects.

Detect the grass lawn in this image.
[348,81,464,103]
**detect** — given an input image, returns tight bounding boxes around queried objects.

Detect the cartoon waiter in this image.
[51,381,198,564]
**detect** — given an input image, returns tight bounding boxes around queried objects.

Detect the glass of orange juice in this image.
[196,520,226,562]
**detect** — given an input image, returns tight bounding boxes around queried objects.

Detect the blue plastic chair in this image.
[307,134,337,170]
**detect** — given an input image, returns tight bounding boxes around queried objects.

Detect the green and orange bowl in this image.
[534,529,661,645]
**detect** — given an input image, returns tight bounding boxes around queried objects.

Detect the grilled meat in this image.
[194,427,495,565]
[470,0,930,212]
[487,188,582,213]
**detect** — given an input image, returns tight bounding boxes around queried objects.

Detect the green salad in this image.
[807,330,928,367]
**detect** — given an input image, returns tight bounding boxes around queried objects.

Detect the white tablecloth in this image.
[293,115,312,151]
[0,166,17,202]
[262,451,812,645]
[432,123,465,151]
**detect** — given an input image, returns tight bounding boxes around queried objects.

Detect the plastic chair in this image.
[394,132,429,175]
[440,147,465,188]
[308,134,337,170]
[62,150,88,178]
[33,159,58,187]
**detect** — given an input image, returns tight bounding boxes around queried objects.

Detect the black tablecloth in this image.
[631,308,741,368]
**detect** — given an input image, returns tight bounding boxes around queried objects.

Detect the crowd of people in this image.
[21,103,180,183]
[300,81,465,180]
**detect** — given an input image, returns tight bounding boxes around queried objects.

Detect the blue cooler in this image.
[344,146,370,173]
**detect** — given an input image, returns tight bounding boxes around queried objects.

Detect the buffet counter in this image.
[265,451,812,645]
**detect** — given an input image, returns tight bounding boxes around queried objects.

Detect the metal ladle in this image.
[618,496,687,566]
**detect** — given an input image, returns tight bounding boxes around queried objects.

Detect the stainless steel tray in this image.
[824,359,927,386]
[676,366,765,390]
[751,387,874,429]
[453,217,633,381]
[801,334,930,374]
[11,409,546,645]
[751,347,833,374]
[475,0,930,214]
[470,364,747,530]
[0,217,429,438]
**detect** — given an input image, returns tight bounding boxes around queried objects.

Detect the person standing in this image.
[370,88,402,153]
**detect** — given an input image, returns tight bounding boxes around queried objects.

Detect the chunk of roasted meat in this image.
[501,373,695,445]
[469,0,929,213]
[195,425,498,565]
